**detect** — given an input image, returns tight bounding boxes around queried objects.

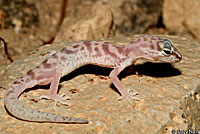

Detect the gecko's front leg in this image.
[40,69,69,111]
[109,61,139,105]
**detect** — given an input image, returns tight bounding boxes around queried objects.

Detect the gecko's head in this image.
[137,35,182,63]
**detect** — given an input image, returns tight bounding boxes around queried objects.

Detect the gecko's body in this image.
[4,35,182,123]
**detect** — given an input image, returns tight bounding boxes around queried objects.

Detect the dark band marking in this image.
[80,47,84,51]
[150,44,154,49]
[150,37,157,41]
[130,38,141,44]
[61,56,67,61]
[72,44,80,48]
[21,79,24,82]
[61,48,77,54]
[53,63,57,66]
[93,47,102,57]
[25,77,30,83]
[143,37,148,41]
[156,41,162,51]
[124,47,131,56]
[84,41,92,53]
[102,43,118,59]
[13,81,21,84]
[35,66,40,69]
[115,45,124,54]
[43,62,52,69]
[27,70,35,79]
[53,55,58,59]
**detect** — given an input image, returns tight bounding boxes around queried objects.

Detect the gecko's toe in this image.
[40,93,70,111]
[117,96,133,105]
[127,89,140,100]
[117,90,140,105]
[128,89,139,95]
[53,93,70,111]
[60,93,70,100]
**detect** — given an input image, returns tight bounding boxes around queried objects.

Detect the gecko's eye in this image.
[162,39,173,56]
[162,49,172,55]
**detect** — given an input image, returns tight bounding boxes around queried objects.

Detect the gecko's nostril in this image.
[178,53,182,60]
[175,54,182,62]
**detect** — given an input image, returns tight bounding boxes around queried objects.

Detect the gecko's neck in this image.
[122,42,148,60]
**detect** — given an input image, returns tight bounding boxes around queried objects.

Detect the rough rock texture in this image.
[119,0,163,34]
[163,0,200,41]
[0,0,62,63]
[66,0,163,35]
[181,84,200,130]
[0,39,9,66]
[0,35,200,133]
[54,3,115,42]
[0,0,39,30]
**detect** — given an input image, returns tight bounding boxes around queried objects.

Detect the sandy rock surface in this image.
[0,35,200,133]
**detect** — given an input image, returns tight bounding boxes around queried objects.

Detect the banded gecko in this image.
[4,35,182,124]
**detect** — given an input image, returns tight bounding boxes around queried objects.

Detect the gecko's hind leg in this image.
[39,69,70,111]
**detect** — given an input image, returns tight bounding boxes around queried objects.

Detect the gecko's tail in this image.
[4,88,89,124]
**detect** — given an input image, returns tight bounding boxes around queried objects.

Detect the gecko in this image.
[4,35,182,124]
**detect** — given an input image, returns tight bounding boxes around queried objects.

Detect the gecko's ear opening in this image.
[144,51,149,55]
[143,51,157,61]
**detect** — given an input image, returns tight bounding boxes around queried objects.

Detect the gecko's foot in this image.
[117,89,139,105]
[40,93,70,111]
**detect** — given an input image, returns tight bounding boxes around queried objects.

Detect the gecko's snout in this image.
[173,50,182,62]
[176,54,182,62]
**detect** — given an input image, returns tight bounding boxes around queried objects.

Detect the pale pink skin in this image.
[4,35,182,124]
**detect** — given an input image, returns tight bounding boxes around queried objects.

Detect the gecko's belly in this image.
[87,57,118,68]
[89,62,115,68]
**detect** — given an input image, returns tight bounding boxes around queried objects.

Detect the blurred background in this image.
[0,0,199,65]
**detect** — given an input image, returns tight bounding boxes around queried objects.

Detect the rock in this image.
[120,0,163,34]
[1,35,199,133]
[0,0,62,66]
[54,3,115,42]
[0,0,39,30]
[65,0,163,35]
[163,0,200,40]
[181,84,200,130]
